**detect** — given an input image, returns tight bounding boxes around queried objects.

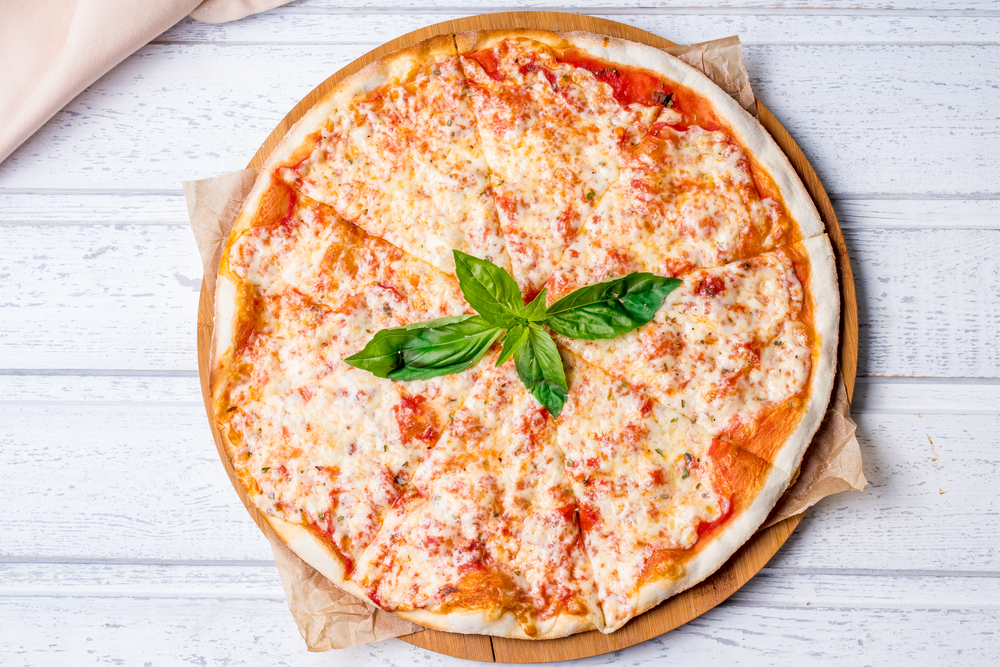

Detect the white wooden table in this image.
[2,1,998,664]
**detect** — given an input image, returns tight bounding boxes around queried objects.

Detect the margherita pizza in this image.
[210,29,839,640]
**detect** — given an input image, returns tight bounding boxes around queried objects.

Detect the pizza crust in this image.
[396,607,599,641]
[770,234,840,477]
[267,512,600,640]
[210,29,841,641]
[631,458,792,624]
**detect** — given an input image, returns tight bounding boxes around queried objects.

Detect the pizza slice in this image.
[458,31,665,297]
[212,175,489,578]
[547,117,826,296]
[558,352,788,631]
[351,360,602,639]
[264,35,510,276]
[550,237,838,474]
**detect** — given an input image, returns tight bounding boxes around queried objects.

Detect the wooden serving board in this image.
[196,10,859,664]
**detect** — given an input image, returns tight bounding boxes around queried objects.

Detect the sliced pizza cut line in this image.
[350,358,604,639]
[457,31,664,298]
[211,173,502,578]
[552,235,838,477]
[556,350,790,632]
[545,121,805,298]
[261,34,511,278]
[538,30,826,244]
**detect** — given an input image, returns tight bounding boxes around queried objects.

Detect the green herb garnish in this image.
[344,251,680,418]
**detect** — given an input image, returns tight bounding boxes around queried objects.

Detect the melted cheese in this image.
[352,361,602,635]
[555,247,812,455]
[220,190,479,565]
[558,354,729,630]
[462,38,661,296]
[276,56,510,276]
[214,43,825,634]
[547,124,795,300]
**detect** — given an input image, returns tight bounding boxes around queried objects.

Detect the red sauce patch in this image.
[557,503,577,524]
[558,50,671,108]
[465,49,502,80]
[695,275,726,298]
[393,394,440,444]
[696,498,733,538]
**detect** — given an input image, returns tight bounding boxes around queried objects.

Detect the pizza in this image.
[210,29,839,640]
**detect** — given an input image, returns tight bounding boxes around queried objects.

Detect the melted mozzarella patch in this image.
[558,354,727,630]
[352,361,601,634]
[462,38,661,296]
[275,56,509,276]
[547,124,794,301]
[219,192,480,566]
[555,247,812,451]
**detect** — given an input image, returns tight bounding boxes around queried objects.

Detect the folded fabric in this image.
[0,0,291,164]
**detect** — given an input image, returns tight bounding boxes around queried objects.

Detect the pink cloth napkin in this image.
[0,0,292,163]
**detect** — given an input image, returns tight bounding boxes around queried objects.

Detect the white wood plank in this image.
[1,44,998,196]
[157,12,1000,46]
[0,401,273,561]
[0,224,203,371]
[738,570,1000,608]
[0,192,190,225]
[853,378,1000,414]
[0,374,202,404]
[0,563,283,598]
[845,227,1000,379]
[1,595,996,667]
[771,407,1000,571]
[835,198,1000,230]
[746,44,1000,197]
[2,380,997,569]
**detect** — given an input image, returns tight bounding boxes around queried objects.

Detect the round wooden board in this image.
[196,10,859,664]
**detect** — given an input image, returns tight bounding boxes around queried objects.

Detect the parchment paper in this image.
[185,34,864,651]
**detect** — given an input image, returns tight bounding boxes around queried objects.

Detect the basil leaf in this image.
[544,273,681,340]
[522,288,548,322]
[344,315,475,378]
[453,250,523,327]
[514,324,568,418]
[496,323,528,367]
[389,316,503,380]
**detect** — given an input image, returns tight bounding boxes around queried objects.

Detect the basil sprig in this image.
[344,251,680,417]
[545,273,681,340]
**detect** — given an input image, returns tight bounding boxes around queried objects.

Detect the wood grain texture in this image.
[2,584,998,666]
[185,11,856,662]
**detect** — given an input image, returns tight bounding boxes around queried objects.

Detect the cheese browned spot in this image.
[217,179,484,569]
[461,38,661,297]
[352,360,602,637]
[275,55,510,277]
